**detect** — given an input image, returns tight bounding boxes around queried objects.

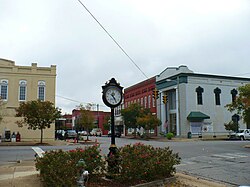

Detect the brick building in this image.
[72,109,110,135]
[123,76,157,135]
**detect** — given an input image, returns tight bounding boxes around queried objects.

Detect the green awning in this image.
[187,111,210,121]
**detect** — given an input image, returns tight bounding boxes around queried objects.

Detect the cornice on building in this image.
[124,76,156,92]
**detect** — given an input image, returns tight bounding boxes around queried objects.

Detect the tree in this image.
[121,103,144,136]
[226,84,250,128]
[75,104,95,141]
[16,100,61,143]
[121,103,159,137]
[103,115,111,131]
[224,121,239,132]
[137,112,161,137]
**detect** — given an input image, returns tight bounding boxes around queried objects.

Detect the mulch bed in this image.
[86,177,129,187]
[85,175,179,187]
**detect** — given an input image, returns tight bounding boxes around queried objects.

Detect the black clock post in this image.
[102,78,123,157]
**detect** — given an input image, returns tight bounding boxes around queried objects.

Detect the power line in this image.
[77,0,148,79]
[56,94,107,108]
[232,72,250,76]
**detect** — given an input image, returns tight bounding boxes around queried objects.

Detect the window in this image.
[0,79,8,100]
[144,96,147,108]
[196,86,204,105]
[214,87,221,105]
[231,89,238,103]
[148,95,151,108]
[169,90,176,110]
[38,81,45,101]
[152,95,155,107]
[19,80,27,101]
[141,98,143,106]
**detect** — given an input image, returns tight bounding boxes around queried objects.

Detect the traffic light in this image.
[162,95,168,104]
[152,88,159,99]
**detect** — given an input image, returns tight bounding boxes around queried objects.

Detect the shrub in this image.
[36,143,180,186]
[166,132,174,140]
[35,145,105,187]
[113,143,181,184]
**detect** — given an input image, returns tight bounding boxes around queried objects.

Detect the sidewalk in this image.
[0,160,42,187]
[0,140,68,146]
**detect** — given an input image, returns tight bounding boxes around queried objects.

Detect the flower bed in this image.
[35,143,180,187]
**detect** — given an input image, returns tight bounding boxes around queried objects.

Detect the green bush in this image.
[36,143,180,186]
[166,132,174,139]
[35,145,104,187]
[113,143,181,184]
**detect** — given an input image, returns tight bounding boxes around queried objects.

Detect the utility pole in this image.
[97,104,99,128]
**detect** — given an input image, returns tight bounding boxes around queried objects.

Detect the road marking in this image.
[211,153,249,159]
[31,147,45,158]
[176,160,196,167]
[224,153,248,158]
[177,152,249,167]
[212,154,235,159]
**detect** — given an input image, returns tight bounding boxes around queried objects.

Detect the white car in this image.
[230,129,250,140]
[90,128,102,136]
[235,129,250,140]
[78,131,88,136]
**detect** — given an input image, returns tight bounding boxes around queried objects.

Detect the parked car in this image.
[229,129,250,140]
[90,128,102,136]
[108,130,121,138]
[66,130,77,139]
[78,131,88,136]
[55,130,65,140]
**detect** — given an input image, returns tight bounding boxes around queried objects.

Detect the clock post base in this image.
[107,144,120,176]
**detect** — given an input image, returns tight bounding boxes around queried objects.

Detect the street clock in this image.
[102,78,123,108]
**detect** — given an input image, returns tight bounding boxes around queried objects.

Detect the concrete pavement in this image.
[0,160,42,187]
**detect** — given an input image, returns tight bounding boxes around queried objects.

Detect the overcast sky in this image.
[1,0,250,114]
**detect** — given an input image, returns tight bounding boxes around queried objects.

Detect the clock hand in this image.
[111,95,117,102]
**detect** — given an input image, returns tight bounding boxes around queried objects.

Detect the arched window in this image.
[38,81,45,101]
[19,80,27,101]
[214,87,221,105]
[196,86,204,105]
[0,79,8,100]
[231,89,238,103]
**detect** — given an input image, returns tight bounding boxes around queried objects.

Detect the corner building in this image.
[0,58,56,141]
[156,65,250,137]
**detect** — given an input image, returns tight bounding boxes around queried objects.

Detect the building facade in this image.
[156,65,250,137]
[0,58,56,141]
[123,77,157,135]
[114,101,125,135]
[55,114,73,130]
[72,109,110,135]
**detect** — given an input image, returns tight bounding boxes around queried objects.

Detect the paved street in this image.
[0,137,249,186]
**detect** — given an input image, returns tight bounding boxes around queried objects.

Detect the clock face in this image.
[105,87,122,106]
